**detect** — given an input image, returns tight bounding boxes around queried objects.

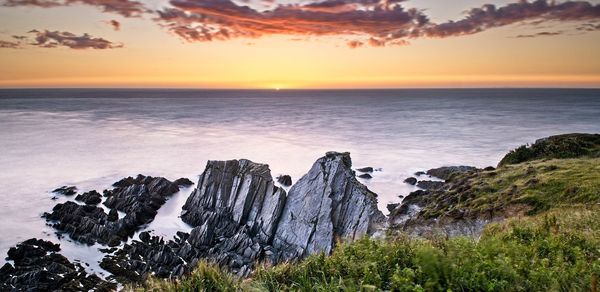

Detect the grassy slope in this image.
[416,158,600,220]
[133,206,600,291]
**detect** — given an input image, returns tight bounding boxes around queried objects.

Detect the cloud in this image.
[515,31,563,38]
[153,0,600,47]
[28,29,123,49]
[423,0,600,38]
[1,0,148,17]
[156,0,429,45]
[0,40,22,48]
[105,19,121,31]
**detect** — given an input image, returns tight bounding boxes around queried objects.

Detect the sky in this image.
[0,0,599,89]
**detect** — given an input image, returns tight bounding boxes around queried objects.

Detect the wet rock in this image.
[44,175,179,246]
[358,173,372,179]
[414,171,426,176]
[52,186,77,196]
[387,203,400,212]
[174,177,194,187]
[403,177,417,185]
[416,180,444,190]
[426,166,477,180]
[273,151,385,262]
[75,190,102,205]
[0,238,115,291]
[276,175,292,186]
[356,167,374,173]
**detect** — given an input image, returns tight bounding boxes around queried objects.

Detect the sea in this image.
[1,88,599,275]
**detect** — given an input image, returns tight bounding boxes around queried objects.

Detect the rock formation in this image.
[272,152,385,262]
[101,152,385,281]
[0,238,116,291]
[44,175,180,246]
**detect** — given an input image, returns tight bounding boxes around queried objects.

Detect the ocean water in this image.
[1,88,599,274]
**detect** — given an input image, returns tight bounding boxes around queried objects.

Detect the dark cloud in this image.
[515,31,563,38]
[153,0,600,47]
[1,0,148,17]
[423,0,600,38]
[106,19,121,31]
[28,30,123,49]
[0,40,22,48]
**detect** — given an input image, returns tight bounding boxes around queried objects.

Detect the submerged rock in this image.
[52,186,77,196]
[0,238,115,291]
[102,152,385,282]
[277,174,293,186]
[358,173,372,179]
[44,175,179,246]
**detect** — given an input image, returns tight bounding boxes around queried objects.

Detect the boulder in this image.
[174,177,194,186]
[277,175,293,186]
[0,238,115,291]
[416,180,445,190]
[403,177,417,185]
[356,167,374,173]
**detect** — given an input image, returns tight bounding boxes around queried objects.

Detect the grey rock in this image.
[356,167,374,173]
[416,180,445,190]
[358,173,372,179]
[52,186,77,196]
[277,175,292,186]
[75,190,102,205]
[272,151,385,262]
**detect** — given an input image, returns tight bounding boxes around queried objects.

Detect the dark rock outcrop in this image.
[75,190,102,205]
[277,174,292,186]
[52,186,77,196]
[356,167,374,173]
[403,177,417,185]
[0,238,115,291]
[174,177,194,187]
[416,180,445,190]
[101,152,385,282]
[358,173,372,179]
[44,175,179,246]
[426,166,477,180]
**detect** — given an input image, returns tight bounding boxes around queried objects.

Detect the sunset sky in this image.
[0,0,599,89]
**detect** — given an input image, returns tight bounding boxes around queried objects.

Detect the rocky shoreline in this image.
[4,133,597,291]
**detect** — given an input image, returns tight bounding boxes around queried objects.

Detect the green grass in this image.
[498,133,600,166]
[133,206,600,291]
[418,158,600,219]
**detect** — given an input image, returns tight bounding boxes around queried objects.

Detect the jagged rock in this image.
[52,186,77,196]
[277,175,293,186]
[416,180,445,190]
[102,152,385,282]
[356,167,374,173]
[272,151,385,262]
[44,175,179,246]
[403,177,417,185]
[0,238,115,291]
[174,177,194,186]
[426,166,477,180]
[75,190,102,205]
[358,173,372,179]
